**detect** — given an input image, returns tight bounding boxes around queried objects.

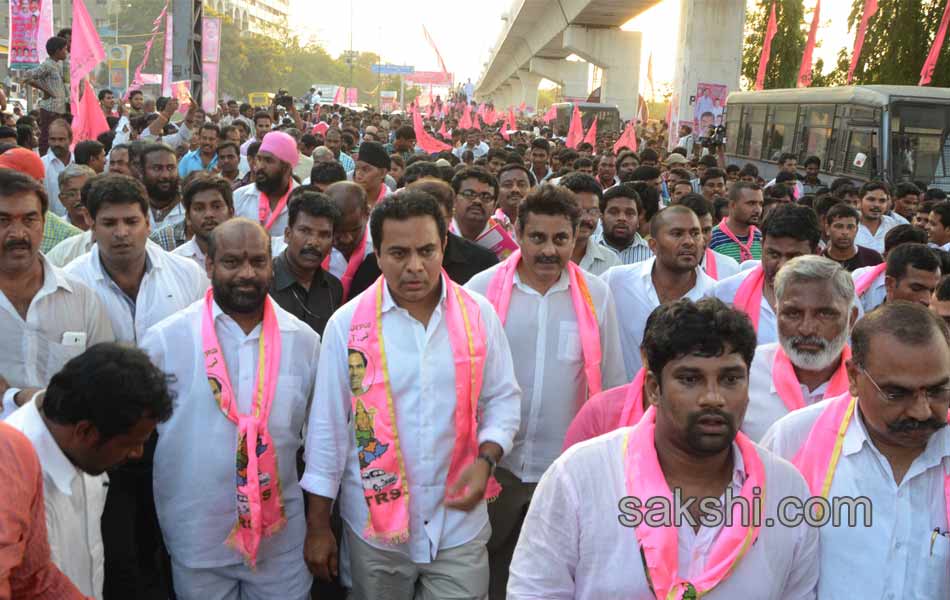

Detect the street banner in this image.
[106,44,132,96]
[8,0,50,69]
[201,17,222,113]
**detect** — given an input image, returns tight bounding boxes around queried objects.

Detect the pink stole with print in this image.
[772,345,852,412]
[733,265,766,332]
[258,184,293,232]
[854,263,886,297]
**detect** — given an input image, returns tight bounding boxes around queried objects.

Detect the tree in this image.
[741,0,807,90]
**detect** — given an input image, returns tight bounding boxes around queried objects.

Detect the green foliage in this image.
[741,0,807,90]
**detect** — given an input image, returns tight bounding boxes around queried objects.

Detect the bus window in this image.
[738,105,766,159]
[843,129,878,178]
[891,102,950,190]
[798,105,834,165]
[725,109,740,154]
[764,105,798,162]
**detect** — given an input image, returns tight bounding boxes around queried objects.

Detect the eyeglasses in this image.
[860,366,950,404]
[458,189,495,203]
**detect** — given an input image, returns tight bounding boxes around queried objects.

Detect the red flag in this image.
[848,0,879,84]
[565,104,583,149]
[797,0,820,87]
[506,108,516,132]
[582,116,597,148]
[422,25,450,78]
[518,101,526,114]
[459,103,473,129]
[646,52,656,100]
[542,105,557,123]
[473,113,482,130]
[613,119,638,154]
[413,110,451,154]
[485,106,497,125]
[755,3,778,91]
[920,0,950,85]
[72,79,110,145]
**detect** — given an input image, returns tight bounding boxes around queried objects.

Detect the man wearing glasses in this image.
[763,301,950,598]
[559,173,619,276]
[450,167,517,261]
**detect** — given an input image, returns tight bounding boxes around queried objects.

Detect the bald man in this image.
[323,182,373,298]
[141,218,322,598]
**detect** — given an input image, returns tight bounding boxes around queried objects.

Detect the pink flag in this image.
[130,1,168,94]
[542,105,557,123]
[848,0,879,84]
[422,25,450,78]
[920,0,950,85]
[72,79,110,145]
[69,0,106,110]
[162,13,173,96]
[798,0,820,88]
[518,101,526,114]
[565,104,583,149]
[459,104,473,128]
[506,108,516,133]
[485,106,497,125]
[346,88,358,104]
[473,113,482,130]
[582,116,597,147]
[755,3,778,91]
[37,0,55,62]
[413,110,451,154]
[332,86,344,104]
[614,119,638,154]
[438,121,448,137]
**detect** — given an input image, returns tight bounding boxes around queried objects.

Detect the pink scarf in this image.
[348,273,499,543]
[617,368,647,428]
[734,265,766,332]
[625,406,764,598]
[201,289,285,567]
[717,218,759,262]
[854,263,886,297]
[485,250,602,399]
[258,184,293,232]
[321,227,368,301]
[703,248,719,280]
[772,345,852,412]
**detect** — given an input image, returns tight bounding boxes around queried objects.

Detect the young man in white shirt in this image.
[172,173,235,268]
[855,181,899,254]
[744,256,858,441]
[603,205,717,379]
[762,302,950,598]
[852,225,930,312]
[6,343,173,600]
[465,185,626,598]
[66,174,209,345]
[508,298,819,598]
[0,169,114,419]
[142,218,321,599]
[302,191,521,599]
[673,193,741,280]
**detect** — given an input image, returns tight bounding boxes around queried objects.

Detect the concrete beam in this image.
[516,70,543,112]
[562,25,641,120]
[529,58,589,101]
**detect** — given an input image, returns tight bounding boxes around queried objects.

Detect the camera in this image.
[699,124,726,149]
[275,89,294,109]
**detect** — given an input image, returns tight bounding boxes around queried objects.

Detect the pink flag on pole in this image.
[162,13,173,96]
[422,25,450,78]
[506,108,516,132]
[582,116,597,147]
[797,0,820,87]
[332,86,344,104]
[413,110,451,154]
[438,121,448,137]
[459,104,473,128]
[920,0,950,85]
[755,3,778,91]
[69,0,106,111]
[346,88,358,104]
[72,79,110,144]
[848,0,879,84]
[485,106,497,125]
[201,17,222,113]
[542,105,557,123]
[518,101,526,114]
[614,119,638,154]
[130,2,168,95]
[565,104,583,149]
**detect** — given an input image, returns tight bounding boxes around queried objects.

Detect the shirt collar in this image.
[272,251,326,292]
[92,242,157,281]
[598,231,649,252]
[39,253,74,295]
[19,398,80,496]
[380,272,448,314]
[210,295,300,333]
[845,402,950,476]
[512,264,570,296]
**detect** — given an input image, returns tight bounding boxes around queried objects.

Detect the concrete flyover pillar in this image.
[669,0,745,147]
[529,57,589,102]
[562,26,641,121]
[516,69,543,113]
[493,83,512,112]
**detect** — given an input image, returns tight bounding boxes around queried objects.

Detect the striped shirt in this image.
[709,224,762,263]
[593,232,654,265]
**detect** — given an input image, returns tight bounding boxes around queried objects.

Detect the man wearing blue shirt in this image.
[178,123,220,178]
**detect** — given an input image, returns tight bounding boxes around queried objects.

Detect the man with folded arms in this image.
[466,185,625,598]
[233,131,299,237]
[302,192,520,599]
[508,298,819,598]
[763,302,950,597]
[743,256,858,441]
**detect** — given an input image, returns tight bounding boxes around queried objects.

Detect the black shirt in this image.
[270,252,344,335]
[348,232,499,298]
[821,245,883,272]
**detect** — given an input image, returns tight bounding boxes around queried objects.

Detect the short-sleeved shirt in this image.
[709,225,762,262]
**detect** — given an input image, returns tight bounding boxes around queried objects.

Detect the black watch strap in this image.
[477,453,497,475]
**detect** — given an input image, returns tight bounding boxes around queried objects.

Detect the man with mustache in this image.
[178,123,219,179]
[561,173,619,276]
[172,173,235,268]
[673,193,741,280]
[0,169,114,420]
[270,188,343,336]
[852,225,931,312]
[142,218,321,598]
[855,181,899,254]
[708,182,764,263]
[496,164,535,227]
[594,182,653,265]
[466,184,626,599]
[46,165,96,268]
[743,256,859,441]
[509,298,819,598]
[451,167,500,242]
[233,131,298,237]
[140,143,185,231]
[41,118,73,217]
[763,302,950,598]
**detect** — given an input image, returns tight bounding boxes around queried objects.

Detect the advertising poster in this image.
[693,82,728,138]
[8,0,51,69]
[201,17,221,113]
[106,45,131,96]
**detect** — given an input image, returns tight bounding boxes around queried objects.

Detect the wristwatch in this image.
[477,453,497,475]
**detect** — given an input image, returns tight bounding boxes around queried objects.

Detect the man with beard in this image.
[595,152,618,189]
[855,181,899,254]
[852,225,930,312]
[0,169,114,419]
[673,193,741,280]
[820,203,884,272]
[743,256,858,441]
[172,173,235,268]
[215,141,241,185]
[178,123,219,178]
[709,182,764,263]
[529,138,552,184]
[142,218,320,599]
[508,298,819,599]
[128,90,146,118]
[270,189,343,336]
[353,141,390,206]
[140,143,185,230]
[324,128,355,174]
[561,173,619,276]
[65,174,208,344]
[616,150,639,181]
[496,164,534,229]
[594,182,653,265]
[46,165,97,267]
[451,167,516,260]
[42,118,73,217]
[466,185,625,599]
[603,205,716,378]
[763,302,950,598]
[234,131,298,237]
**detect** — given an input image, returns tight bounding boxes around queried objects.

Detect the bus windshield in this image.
[890,102,950,190]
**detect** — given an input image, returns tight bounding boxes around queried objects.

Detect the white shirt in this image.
[300,275,521,563]
[852,264,887,313]
[452,141,489,159]
[507,427,819,599]
[855,214,899,254]
[602,257,717,379]
[0,256,114,419]
[65,241,208,344]
[141,298,320,568]
[577,237,621,276]
[140,120,191,150]
[42,151,72,217]
[762,399,950,599]
[703,250,741,280]
[465,267,626,482]
[233,181,299,236]
[45,229,94,268]
[744,342,834,442]
[712,267,778,347]
[170,236,206,269]
[325,231,374,281]
[6,399,108,599]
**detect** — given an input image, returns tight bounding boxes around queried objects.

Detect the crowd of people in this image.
[2,34,950,600]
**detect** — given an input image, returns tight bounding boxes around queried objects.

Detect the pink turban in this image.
[258,131,299,167]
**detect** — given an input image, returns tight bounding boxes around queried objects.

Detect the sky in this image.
[290,0,853,95]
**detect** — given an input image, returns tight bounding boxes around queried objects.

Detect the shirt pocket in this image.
[45,333,87,379]
[557,321,583,363]
[270,375,305,438]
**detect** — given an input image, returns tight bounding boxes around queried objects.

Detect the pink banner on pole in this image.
[162,13,173,96]
[69,0,105,111]
[201,17,222,112]
[130,1,168,95]
[72,78,110,144]
[920,0,950,86]
[8,0,46,69]
[848,0,878,84]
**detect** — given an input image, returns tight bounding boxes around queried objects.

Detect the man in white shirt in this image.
[674,193,741,280]
[65,174,208,345]
[465,185,626,598]
[0,169,114,420]
[854,242,941,314]
[6,343,173,600]
[45,164,96,267]
[233,131,299,237]
[594,182,654,265]
[561,173,620,276]
[172,173,235,268]
[762,302,950,598]
[450,167,505,247]
[744,256,858,441]
[42,118,73,216]
[140,143,186,231]
[452,129,489,160]
[302,191,521,599]
[141,218,320,599]
[603,205,717,379]
[855,181,899,254]
[496,164,536,227]
[508,298,819,599]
